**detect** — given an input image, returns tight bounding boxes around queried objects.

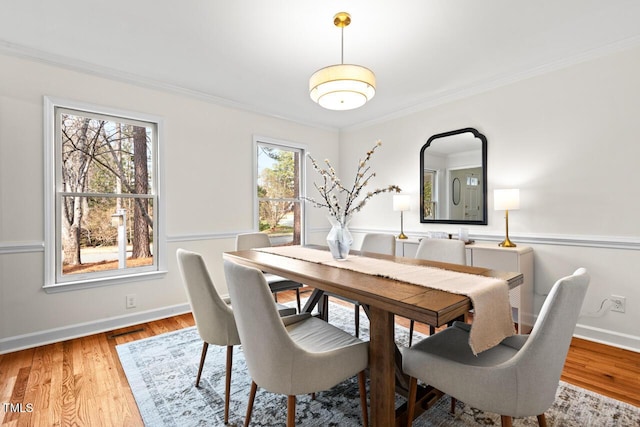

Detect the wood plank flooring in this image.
[1,289,638,426]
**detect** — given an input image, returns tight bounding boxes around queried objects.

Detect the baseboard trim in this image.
[0,303,191,355]
[2,302,637,355]
[574,324,640,353]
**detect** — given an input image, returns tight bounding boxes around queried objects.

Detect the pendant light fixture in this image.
[309,12,376,111]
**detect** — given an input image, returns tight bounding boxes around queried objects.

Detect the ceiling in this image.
[1,1,640,130]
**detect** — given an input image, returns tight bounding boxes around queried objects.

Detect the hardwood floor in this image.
[0,314,195,426]
[1,288,638,426]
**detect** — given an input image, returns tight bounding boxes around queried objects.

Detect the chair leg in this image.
[295,288,301,313]
[537,414,548,427]
[450,396,456,414]
[409,320,415,347]
[357,370,369,427]
[287,395,296,427]
[406,376,418,427]
[355,304,360,338]
[500,415,513,427]
[195,342,209,387]
[224,346,233,424]
[245,381,258,427]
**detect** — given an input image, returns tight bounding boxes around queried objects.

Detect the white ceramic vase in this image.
[326,216,353,260]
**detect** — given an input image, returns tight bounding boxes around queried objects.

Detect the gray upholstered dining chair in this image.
[414,237,467,265]
[410,238,467,345]
[401,268,590,427]
[176,249,295,424]
[361,232,397,256]
[335,233,396,337]
[235,232,303,312]
[224,260,370,427]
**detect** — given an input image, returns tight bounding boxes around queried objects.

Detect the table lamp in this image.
[393,195,410,239]
[494,189,520,247]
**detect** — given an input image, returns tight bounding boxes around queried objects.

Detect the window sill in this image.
[43,270,168,293]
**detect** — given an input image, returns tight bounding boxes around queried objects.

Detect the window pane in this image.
[60,195,154,276]
[60,111,153,195]
[258,200,301,246]
[256,142,303,246]
[257,146,299,199]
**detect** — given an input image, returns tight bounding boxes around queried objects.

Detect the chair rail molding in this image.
[0,241,44,255]
[347,228,640,251]
[3,231,639,255]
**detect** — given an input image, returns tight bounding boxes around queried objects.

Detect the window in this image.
[423,169,437,219]
[44,97,165,290]
[254,137,305,246]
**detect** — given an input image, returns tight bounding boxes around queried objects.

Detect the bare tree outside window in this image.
[57,108,155,276]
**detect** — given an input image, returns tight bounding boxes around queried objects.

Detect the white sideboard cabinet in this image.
[395,238,421,258]
[396,239,534,333]
[466,243,534,334]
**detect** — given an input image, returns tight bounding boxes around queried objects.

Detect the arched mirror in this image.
[420,127,487,224]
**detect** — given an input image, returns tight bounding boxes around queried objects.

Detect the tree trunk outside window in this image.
[132,126,151,259]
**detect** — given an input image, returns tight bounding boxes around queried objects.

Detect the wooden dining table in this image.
[223,245,523,427]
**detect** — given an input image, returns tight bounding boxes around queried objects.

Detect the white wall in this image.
[340,45,640,352]
[0,53,338,353]
[2,44,639,354]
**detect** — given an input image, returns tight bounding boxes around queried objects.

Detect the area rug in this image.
[117,302,639,426]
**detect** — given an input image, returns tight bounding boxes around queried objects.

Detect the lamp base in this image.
[398,232,408,240]
[498,237,517,248]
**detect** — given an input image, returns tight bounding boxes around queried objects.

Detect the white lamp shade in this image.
[393,194,411,211]
[494,189,520,211]
[309,64,376,111]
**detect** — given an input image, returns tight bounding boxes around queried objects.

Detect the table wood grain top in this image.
[223,245,523,327]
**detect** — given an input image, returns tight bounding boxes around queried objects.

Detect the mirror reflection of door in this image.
[447,167,482,221]
[464,170,482,220]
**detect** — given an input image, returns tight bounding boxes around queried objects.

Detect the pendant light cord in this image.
[340,26,344,64]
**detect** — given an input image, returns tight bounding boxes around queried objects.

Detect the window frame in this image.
[253,135,307,245]
[43,96,166,292]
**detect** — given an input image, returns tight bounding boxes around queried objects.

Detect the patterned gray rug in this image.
[117,302,639,426]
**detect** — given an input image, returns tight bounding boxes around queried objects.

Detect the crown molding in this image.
[0,40,335,132]
[4,35,640,133]
[344,34,640,131]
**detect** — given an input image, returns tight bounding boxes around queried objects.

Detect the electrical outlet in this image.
[126,294,137,309]
[610,295,626,313]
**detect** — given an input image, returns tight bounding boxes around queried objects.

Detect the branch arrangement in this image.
[304,141,401,226]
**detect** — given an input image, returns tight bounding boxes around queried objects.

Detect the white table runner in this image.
[257,246,515,354]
